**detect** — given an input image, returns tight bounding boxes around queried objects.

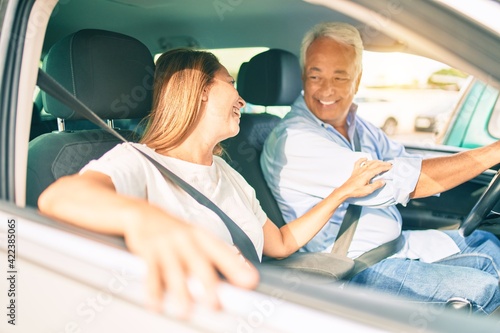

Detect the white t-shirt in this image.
[81,143,268,260]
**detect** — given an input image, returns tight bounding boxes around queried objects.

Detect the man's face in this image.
[303,37,361,129]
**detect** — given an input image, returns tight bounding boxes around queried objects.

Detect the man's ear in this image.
[354,70,363,94]
[301,69,306,82]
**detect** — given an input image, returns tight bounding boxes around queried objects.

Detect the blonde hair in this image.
[140,49,223,155]
[300,22,364,76]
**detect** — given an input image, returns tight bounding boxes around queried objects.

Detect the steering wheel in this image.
[460,170,500,237]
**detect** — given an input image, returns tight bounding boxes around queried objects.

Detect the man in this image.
[261,22,500,314]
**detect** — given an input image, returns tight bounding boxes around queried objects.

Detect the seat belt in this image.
[36,68,261,264]
[331,132,363,256]
[331,129,404,279]
[348,234,404,278]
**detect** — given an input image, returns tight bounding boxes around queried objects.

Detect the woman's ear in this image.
[201,88,209,102]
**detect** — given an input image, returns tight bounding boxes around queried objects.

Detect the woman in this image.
[38,49,391,317]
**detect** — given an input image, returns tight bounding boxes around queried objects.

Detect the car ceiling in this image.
[43,0,401,57]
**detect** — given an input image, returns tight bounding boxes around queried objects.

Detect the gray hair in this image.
[300,22,364,75]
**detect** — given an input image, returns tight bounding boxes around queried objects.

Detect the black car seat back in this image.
[223,49,302,227]
[27,29,154,207]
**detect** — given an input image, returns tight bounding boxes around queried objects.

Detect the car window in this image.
[204,46,497,151]
[154,46,289,118]
[236,48,466,144]
[207,47,292,117]
[485,86,500,138]
[153,46,475,142]
[358,51,466,145]
[438,78,500,149]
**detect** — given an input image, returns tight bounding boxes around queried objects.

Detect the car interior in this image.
[26,0,500,238]
[3,0,500,331]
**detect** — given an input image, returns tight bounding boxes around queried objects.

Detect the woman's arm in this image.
[38,171,259,317]
[262,158,391,259]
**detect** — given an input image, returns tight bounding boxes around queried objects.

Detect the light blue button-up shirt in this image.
[261,95,459,260]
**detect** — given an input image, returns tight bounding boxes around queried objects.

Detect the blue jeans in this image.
[347,230,500,315]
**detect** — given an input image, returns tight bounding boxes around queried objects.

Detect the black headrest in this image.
[42,29,155,120]
[238,49,302,106]
[236,62,249,95]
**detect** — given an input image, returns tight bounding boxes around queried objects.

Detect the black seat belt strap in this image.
[133,150,261,264]
[347,233,404,279]
[331,131,362,256]
[331,205,362,255]
[37,68,260,264]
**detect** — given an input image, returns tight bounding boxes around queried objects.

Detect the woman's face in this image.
[202,66,246,142]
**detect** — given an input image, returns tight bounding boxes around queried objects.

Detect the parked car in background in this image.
[356,88,459,136]
[1,0,500,332]
[414,100,455,133]
[354,95,401,135]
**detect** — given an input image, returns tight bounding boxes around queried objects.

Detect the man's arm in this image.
[411,141,500,198]
[263,127,420,208]
[262,159,391,259]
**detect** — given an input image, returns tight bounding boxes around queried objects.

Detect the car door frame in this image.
[0,0,33,201]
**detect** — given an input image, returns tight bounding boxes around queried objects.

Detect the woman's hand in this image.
[123,210,259,318]
[337,158,392,198]
[262,158,392,259]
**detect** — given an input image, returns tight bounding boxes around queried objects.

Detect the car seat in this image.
[223,49,302,227]
[26,29,154,207]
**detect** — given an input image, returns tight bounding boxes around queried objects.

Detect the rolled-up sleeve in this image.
[351,156,422,207]
[279,127,422,208]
